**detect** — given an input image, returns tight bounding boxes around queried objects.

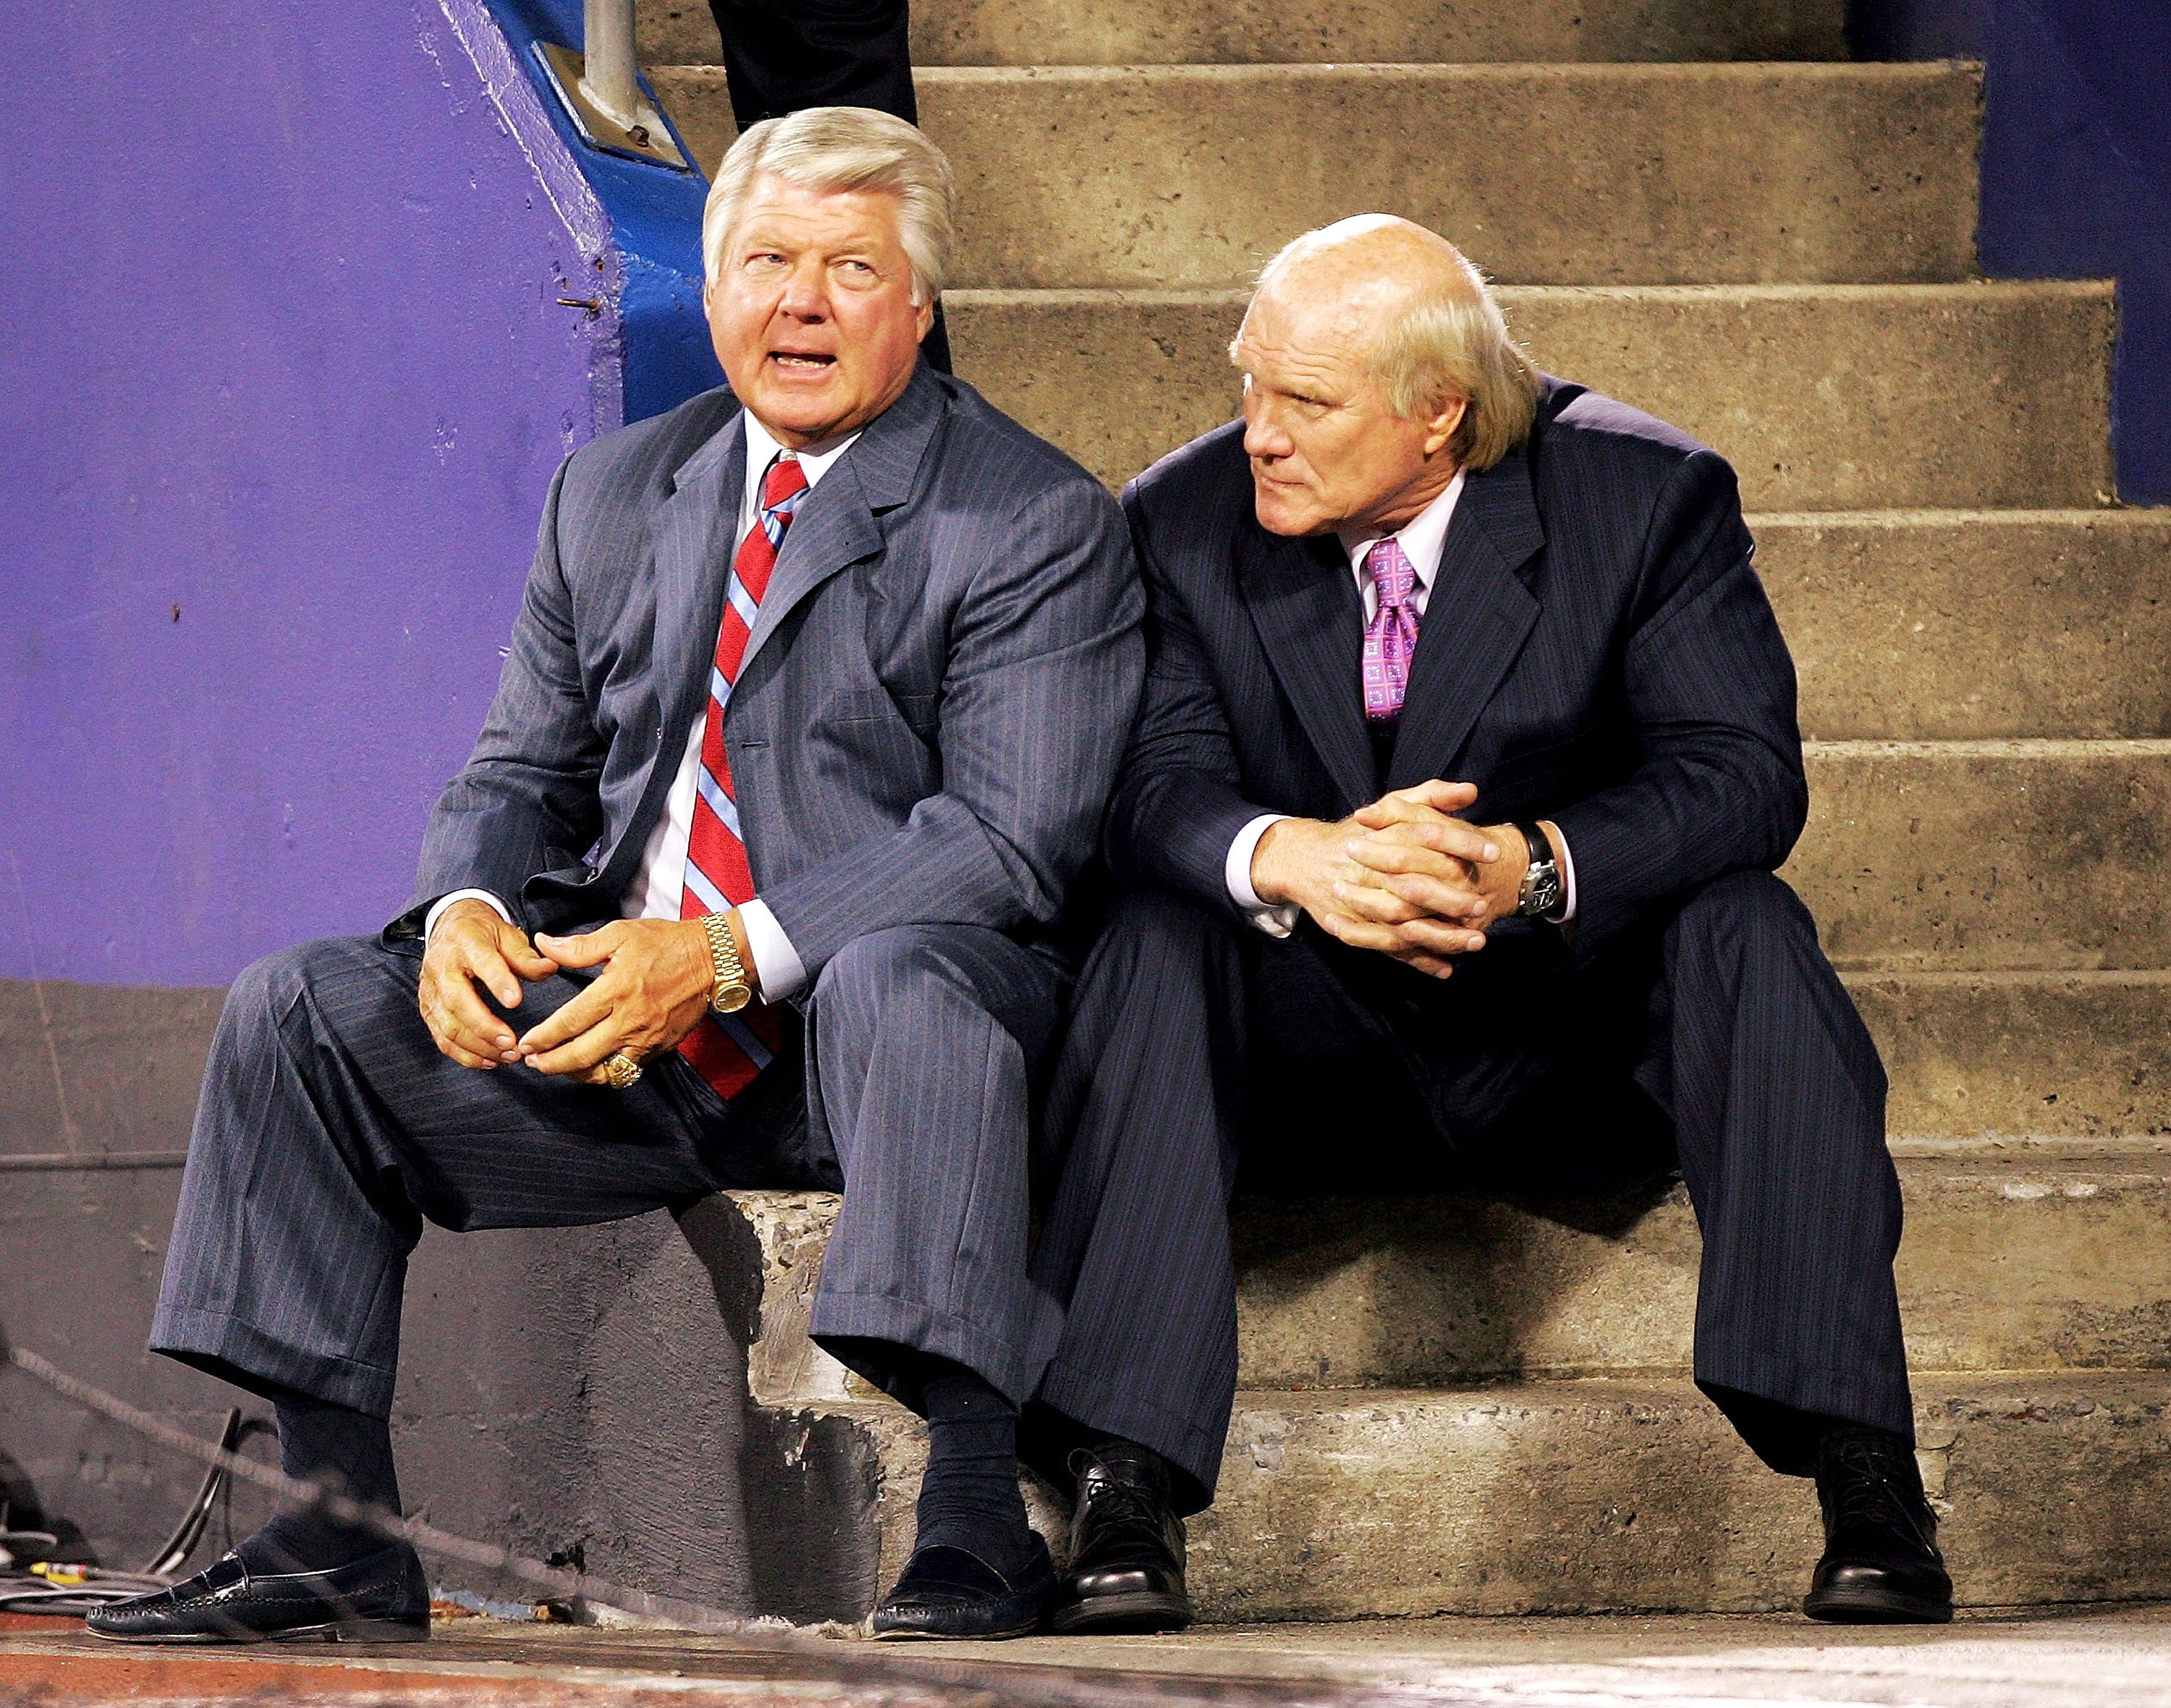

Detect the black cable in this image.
[140,1408,276,1576]
[0,1408,274,1615]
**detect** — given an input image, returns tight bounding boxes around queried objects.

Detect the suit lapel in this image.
[651,409,748,748]
[1237,525,1374,813]
[1384,450,1546,790]
[739,362,945,680]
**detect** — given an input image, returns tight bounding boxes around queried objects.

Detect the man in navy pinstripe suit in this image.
[96,110,1205,1646]
[1040,215,1956,1625]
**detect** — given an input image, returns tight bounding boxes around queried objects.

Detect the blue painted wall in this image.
[488,0,724,421]
[1853,0,2171,503]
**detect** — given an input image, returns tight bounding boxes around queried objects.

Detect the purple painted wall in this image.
[1,0,623,986]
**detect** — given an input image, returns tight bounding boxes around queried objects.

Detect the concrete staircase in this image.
[635,0,2171,1622]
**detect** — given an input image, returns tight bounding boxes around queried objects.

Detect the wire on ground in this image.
[2,1342,1396,1708]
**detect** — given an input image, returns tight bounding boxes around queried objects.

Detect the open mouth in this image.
[769,350,837,373]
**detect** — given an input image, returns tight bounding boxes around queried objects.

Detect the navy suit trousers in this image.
[1046,870,1912,1482]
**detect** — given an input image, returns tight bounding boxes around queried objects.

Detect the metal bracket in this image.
[536,41,690,172]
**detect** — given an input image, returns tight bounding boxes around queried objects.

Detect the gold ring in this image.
[602,1052,643,1091]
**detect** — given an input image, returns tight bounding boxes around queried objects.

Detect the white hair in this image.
[701,106,956,307]
[1248,222,1541,471]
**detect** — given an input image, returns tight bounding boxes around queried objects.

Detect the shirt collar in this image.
[742,411,861,517]
[1338,468,1467,589]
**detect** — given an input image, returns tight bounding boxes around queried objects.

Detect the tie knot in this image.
[1368,538,1417,609]
[762,451,809,514]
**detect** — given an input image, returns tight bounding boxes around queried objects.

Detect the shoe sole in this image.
[1803,1588,1954,1625]
[870,1614,1045,1642]
[1049,1589,1193,1636]
[87,1618,429,1645]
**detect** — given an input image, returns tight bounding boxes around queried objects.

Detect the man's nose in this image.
[1243,404,1290,461]
[777,261,829,321]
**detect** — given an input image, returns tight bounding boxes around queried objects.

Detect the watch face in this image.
[714,983,754,1015]
[1525,868,1562,916]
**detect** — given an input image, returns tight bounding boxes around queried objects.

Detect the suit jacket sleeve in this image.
[384,457,609,944]
[756,475,1145,978]
[1548,449,1808,943]
[1102,488,1280,919]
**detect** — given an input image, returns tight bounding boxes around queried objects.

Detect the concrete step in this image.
[1234,1154,2171,1390]
[939,283,2115,508]
[654,63,1981,289]
[1761,510,2171,742]
[641,0,1850,68]
[724,1145,2171,1404]
[1862,971,2171,1141]
[1788,739,2170,971]
[752,1374,2171,1620]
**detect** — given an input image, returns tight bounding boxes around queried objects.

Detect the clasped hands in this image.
[1250,779,1539,978]
[418,902,744,1085]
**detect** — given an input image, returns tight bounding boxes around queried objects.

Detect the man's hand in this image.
[518,916,748,1085]
[1347,781,1560,940]
[1250,782,1498,978]
[419,899,559,1070]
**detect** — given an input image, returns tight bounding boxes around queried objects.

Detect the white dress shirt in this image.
[1223,469,1578,935]
[425,413,856,1002]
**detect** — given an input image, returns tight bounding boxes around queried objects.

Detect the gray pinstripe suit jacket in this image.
[386,362,1145,978]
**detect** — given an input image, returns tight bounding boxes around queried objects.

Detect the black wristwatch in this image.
[1515,821,1564,918]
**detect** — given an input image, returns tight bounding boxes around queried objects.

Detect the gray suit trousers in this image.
[151,923,1201,1470]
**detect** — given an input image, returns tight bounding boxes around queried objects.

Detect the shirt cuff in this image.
[423,889,512,945]
[1544,820,1578,923]
[737,899,807,1003]
[1226,813,1300,938]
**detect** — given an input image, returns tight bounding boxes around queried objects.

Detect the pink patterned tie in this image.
[1361,538,1421,724]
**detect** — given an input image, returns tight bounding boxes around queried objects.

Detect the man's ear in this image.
[1423,396,1469,459]
[916,294,937,342]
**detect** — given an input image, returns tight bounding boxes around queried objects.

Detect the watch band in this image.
[1515,821,1562,919]
[700,910,755,1014]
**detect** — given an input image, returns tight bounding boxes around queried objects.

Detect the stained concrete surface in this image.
[656,64,1981,289]
[936,284,2115,508]
[640,0,1853,69]
[8,1605,2171,1706]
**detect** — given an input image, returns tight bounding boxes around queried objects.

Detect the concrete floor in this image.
[6,1602,2171,1707]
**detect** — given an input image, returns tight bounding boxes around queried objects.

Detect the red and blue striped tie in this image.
[676,450,808,1099]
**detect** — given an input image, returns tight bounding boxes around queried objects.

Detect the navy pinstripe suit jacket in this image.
[1108,376,1807,950]
[388,362,1145,980]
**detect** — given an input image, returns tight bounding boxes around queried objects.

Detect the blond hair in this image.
[1250,225,1541,470]
[701,106,956,306]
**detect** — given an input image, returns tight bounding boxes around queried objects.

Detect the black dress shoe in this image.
[85,1543,430,1644]
[1049,1442,1192,1635]
[1802,1426,1954,1624]
[869,1540,1056,1640]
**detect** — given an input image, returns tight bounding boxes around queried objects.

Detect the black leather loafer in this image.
[1802,1426,1954,1624]
[1049,1442,1192,1635]
[85,1543,430,1644]
[869,1542,1056,1641]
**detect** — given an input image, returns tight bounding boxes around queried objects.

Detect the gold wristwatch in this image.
[700,911,755,1014]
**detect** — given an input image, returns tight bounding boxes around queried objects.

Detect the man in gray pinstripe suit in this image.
[95,109,1182,1646]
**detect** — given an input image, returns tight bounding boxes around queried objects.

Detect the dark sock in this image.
[237,1390,401,1574]
[913,1361,1038,1581]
